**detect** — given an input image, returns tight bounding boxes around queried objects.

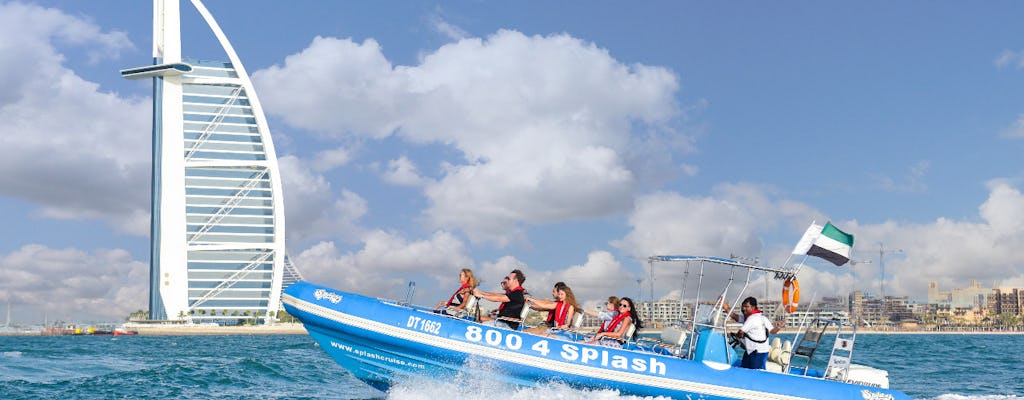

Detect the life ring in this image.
[782,278,800,313]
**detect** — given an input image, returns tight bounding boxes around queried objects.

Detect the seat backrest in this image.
[570,312,584,330]
[462,295,478,314]
[519,301,531,320]
[622,324,636,342]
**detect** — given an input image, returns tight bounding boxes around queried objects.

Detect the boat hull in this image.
[283,281,910,400]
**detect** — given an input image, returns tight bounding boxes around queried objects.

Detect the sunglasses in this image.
[619,303,630,308]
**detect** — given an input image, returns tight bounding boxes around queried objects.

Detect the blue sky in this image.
[2,1,1024,323]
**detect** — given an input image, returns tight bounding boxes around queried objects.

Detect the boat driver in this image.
[723,296,784,369]
[473,269,527,330]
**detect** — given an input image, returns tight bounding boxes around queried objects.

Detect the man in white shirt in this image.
[724,296,784,369]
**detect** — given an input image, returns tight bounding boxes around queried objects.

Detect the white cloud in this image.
[429,14,470,41]
[311,146,353,172]
[252,30,686,246]
[0,3,150,235]
[524,250,636,305]
[994,49,1024,69]
[999,114,1024,139]
[612,181,1024,302]
[615,183,822,261]
[612,184,827,305]
[472,255,531,291]
[0,244,147,322]
[384,155,429,186]
[830,182,1024,298]
[876,160,929,192]
[278,155,368,247]
[769,181,1024,302]
[293,230,473,300]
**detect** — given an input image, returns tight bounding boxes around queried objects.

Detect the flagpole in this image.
[783,220,816,273]
[792,254,811,276]
[779,253,796,272]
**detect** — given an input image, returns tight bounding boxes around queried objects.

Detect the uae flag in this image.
[791,222,855,266]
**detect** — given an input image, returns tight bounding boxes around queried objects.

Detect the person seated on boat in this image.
[483,277,509,320]
[585,297,642,348]
[473,269,527,330]
[435,268,478,314]
[522,282,566,334]
[584,296,620,327]
[525,283,581,335]
[722,296,784,370]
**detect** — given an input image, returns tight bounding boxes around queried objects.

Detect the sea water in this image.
[0,333,1021,400]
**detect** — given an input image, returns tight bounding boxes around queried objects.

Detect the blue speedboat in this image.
[283,255,911,400]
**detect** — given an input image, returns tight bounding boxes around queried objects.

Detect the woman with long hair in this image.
[436,268,478,312]
[525,283,581,334]
[587,296,642,347]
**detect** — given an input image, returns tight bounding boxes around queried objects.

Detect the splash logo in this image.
[314,289,343,304]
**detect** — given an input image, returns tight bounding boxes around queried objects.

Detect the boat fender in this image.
[782,278,800,313]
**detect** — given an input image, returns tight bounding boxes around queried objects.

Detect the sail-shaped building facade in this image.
[123,0,300,323]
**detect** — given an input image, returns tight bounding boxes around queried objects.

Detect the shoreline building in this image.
[990,288,1023,316]
[636,299,691,328]
[929,280,989,309]
[122,0,300,324]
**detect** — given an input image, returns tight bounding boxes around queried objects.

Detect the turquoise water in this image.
[1,333,1021,399]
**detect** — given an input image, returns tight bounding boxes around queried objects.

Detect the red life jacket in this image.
[545,301,570,326]
[600,312,631,334]
[445,283,470,307]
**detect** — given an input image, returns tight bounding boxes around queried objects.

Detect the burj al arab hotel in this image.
[122,0,301,324]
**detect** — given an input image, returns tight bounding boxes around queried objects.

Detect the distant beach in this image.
[0,323,308,336]
[126,322,309,336]
[770,327,1024,335]
[7,322,1022,337]
[844,329,1024,335]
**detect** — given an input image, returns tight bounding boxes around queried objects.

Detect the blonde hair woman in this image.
[436,268,478,311]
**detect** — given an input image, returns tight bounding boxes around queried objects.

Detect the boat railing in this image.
[403,281,416,305]
[647,255,799,280]
[645,255,805,365]
[785,317,857,382]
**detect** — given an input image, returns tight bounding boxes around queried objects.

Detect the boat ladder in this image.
[823,326,857,382]
[786,318,857,380]
[786,319,829,376]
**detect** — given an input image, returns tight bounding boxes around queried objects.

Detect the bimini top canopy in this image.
[648,255,796,280]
